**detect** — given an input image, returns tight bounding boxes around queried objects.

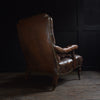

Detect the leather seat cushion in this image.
[58,55,83,74]
[59,58,73,73]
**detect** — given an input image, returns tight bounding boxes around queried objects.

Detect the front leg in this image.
[77,66,81,80]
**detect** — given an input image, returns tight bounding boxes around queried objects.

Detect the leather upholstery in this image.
[74,55,83,67]
[17,13,83,89]
[59,58,73,74]
[17,14,57,76]
[54,44,78,54]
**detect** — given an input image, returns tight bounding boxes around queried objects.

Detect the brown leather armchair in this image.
[17,13,83,90]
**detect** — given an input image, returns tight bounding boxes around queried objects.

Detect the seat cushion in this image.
[59,58,73,73]
[58,55,83,74]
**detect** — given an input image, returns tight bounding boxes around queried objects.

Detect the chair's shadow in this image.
[0,74,77,97]
[0,74,64,97]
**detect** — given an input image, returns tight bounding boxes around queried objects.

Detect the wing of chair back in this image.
[17,13,83,90]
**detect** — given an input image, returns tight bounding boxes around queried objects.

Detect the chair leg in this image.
[51,75,59,91]
[78,66,81,80]
[25,71,29,80]
[25,70,31,80]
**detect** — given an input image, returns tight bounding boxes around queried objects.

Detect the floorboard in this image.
[0,71,100,100]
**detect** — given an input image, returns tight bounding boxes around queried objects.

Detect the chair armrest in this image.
[53,44,78,54]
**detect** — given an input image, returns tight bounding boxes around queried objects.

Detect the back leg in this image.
[25,70,31,80]
[25,66,32,80]
[51,75,59,91]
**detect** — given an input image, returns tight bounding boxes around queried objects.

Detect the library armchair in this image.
[17,13,83,90]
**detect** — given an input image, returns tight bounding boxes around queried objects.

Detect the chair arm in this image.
[53,44,78,54]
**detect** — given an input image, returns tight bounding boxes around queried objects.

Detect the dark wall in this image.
[0,0,100,72]
[78,0,100,70]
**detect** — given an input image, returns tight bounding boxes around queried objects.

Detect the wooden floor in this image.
[0,71,100,100]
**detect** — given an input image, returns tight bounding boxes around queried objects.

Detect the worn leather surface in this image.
[17,14,57,76]
[59,58,73,73]
[58,55,83,74]
[17,13,83,76]
[54,45,78,54]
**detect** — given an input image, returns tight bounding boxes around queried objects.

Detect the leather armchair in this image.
[17,13,83,90]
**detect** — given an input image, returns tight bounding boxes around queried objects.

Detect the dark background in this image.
[0,0,100,72]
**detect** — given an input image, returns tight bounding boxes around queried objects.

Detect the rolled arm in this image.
[53,44,78,54]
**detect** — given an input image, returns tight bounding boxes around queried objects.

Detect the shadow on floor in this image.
[0,74,71,97]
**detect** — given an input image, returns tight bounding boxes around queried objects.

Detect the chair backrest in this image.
[17,14,57,76]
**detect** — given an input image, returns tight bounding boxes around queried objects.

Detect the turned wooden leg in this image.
[78,66,81,80]
[51,75,59,91]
